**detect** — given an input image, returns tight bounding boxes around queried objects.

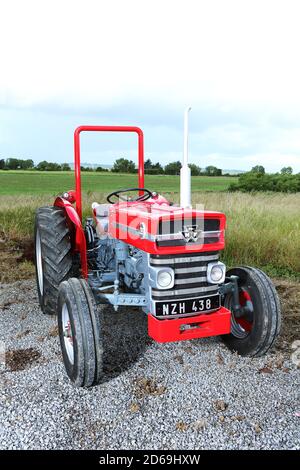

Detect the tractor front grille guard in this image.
[150,252,220,301]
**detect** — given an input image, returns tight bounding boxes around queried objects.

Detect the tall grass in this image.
[0,192,299,278]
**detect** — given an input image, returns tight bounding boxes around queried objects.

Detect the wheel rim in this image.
[62,303,74,365]
[227,288,254,339]
[36,228,43,295]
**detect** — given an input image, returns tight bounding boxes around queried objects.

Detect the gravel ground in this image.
[0,279,299,450]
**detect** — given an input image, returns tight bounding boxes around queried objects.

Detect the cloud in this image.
[0,0,300,172]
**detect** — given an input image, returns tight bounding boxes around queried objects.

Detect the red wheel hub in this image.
[235,289,253,332]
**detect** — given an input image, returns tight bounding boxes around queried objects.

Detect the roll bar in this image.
[74,126,145,220]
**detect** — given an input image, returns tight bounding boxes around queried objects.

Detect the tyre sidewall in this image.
[57,281,85,386]
[34,214,45,311]
[223,267,271,356]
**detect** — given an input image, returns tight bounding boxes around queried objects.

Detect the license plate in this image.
[155,294,220,317]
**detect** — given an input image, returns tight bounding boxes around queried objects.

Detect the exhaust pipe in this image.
[180,106,192,208]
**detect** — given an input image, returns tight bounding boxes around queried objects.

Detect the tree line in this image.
[111,158,223,176]
[229,165,300,193]
[0,157,224,176]
[0,158,71,171]
[0,158,109,172]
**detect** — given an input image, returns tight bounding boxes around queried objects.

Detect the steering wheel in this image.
[106,188,153,204]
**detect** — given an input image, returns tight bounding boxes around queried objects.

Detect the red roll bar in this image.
[74,126,145,220]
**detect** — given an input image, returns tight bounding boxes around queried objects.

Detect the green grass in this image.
[0,189,299,279]
[0,170,236,195]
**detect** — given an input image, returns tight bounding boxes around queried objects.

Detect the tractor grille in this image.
[157,218,221,247]
[150,251,219,300]
[158,217,220,234]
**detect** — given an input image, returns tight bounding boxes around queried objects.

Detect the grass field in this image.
[0,171,236,195]
[0,183,299,281]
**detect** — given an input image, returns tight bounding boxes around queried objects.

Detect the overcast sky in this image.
[1,0,300,172]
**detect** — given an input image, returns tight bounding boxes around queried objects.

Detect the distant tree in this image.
[96,166,109,172]
[281,166,293,175]
[36,160,49,171]
[46,162,61,171]
[6,158,21,170]
[144,159,164,174]
[80,166,94,171]
[36,161,61,171]
[0,159,5,170]
[144,158,153,170]
[164,161,181,175]
[251,165,265,174]
[61,163,71,171]
[112,158,136,173]
[20,159,34,170]
[189,163,201,176]
[152,162,164,174]
[204,165,222,176]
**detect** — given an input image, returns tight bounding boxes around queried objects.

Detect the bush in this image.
[164,161,181,175]
[95,166,109,172]
[229,171,300,193]
[36,161,62,171]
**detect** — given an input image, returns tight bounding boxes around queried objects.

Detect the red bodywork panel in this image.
[148,307,231,342]
[54,196,88,278]
[108,199,226,254]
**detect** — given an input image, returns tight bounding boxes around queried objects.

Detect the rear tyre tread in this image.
[35,206,77,315]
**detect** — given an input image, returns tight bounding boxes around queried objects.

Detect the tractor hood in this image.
[108,200,226,255]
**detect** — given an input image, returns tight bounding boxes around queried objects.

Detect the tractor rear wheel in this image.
[57,278,103,387]
[222,266,281,357]
[34,206,76,315]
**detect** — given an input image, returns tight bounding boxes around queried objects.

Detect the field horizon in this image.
[0,170,237,195]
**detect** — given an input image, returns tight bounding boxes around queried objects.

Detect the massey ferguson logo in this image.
[182,225,202,242]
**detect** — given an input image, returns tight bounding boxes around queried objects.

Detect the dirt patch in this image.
[273,278,300,351]
[133,377,167,399]
[14,238,35,264]
[0,299,22,310]
[6,348,41,371]
[0,238,35,283]
[48,325,59,337]
[214,399,228,412]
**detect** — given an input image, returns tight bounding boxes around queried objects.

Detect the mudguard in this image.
[54,195,88,278]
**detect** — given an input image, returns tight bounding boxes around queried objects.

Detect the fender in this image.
[54,195,88,278]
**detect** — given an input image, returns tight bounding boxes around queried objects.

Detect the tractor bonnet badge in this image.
[182,225,202,242]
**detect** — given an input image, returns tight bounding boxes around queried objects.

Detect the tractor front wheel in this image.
[222,266,281,357]
[57,278,103,387]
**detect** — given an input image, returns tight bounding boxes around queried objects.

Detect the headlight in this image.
[149,266,175,290]
[207,262,226,284]
[157,270,173,288]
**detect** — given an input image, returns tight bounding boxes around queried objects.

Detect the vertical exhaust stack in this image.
[180,106,192,208]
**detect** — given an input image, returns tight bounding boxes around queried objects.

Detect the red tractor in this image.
[34,112,281,387]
